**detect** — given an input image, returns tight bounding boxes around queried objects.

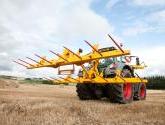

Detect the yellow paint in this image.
[24,43,148,85]
[51,76,148,84]
[28,49,130,69]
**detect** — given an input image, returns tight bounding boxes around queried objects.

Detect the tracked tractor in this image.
[14,34,147,104]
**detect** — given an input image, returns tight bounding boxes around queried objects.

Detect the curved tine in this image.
[84,40,102,56]
[63,46,82,59]
[107,34,124,53]
[50,77,61,82]
[59,76,71,82]
[18,59,34,67]
[13,60,28,68]
[26,57,40,64]
[34,54,52,64]
[43,77,52,81]
[49,50,69,62]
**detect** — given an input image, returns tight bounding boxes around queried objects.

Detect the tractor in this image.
[14,34,147,104]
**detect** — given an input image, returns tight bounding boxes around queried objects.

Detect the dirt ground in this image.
[0,79,165,125]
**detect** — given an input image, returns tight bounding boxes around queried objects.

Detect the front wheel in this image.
[134,83,146,100]
[106,83,134,104]
[106,68,134,104]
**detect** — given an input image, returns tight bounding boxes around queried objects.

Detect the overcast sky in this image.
[0,0,165,78]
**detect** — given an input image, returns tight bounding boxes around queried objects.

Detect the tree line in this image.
[146,76,165,89]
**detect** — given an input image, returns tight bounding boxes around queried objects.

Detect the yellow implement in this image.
[14,34,147,85]
[14,34,148,104]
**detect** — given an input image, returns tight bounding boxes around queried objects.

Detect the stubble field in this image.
[0,78,165,125]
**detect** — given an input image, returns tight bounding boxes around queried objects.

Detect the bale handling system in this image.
[14,34,148,104]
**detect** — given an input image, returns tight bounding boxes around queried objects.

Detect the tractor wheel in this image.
[134,83,146,100]
[93,84,104,99]
[76,83,94,100]
[106,69,134,103]
[106,83,134,103]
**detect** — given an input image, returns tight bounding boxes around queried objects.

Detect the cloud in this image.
[0,52,8,57]
[132,0,165,6]
[123,1,165,36]
[148,10,165,24]
[106,0,121,9]
[122,22,153,36]
[0,0,164,78]
[0,66,12,71]
[132,46,165,76]
[0,0,113,77]
[122,9,165,36]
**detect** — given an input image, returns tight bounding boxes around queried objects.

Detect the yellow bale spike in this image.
[13,60,29,68]
[34,54,52,64]
[26,57,41,65]
[50,77,62,83]
[49,50,69,62]
[18,59,34,67]
[108,34,124,53]
[63,46,82,60]
[84,40,103,56]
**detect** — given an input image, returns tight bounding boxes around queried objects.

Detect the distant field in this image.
[0,78,165,125]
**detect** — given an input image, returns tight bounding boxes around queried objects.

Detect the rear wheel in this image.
[92,84,104,99]
[76,83,105,100]
[106,69,134,104]
[76,83,94,100]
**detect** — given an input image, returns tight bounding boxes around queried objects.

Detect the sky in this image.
[0,0,165,78]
